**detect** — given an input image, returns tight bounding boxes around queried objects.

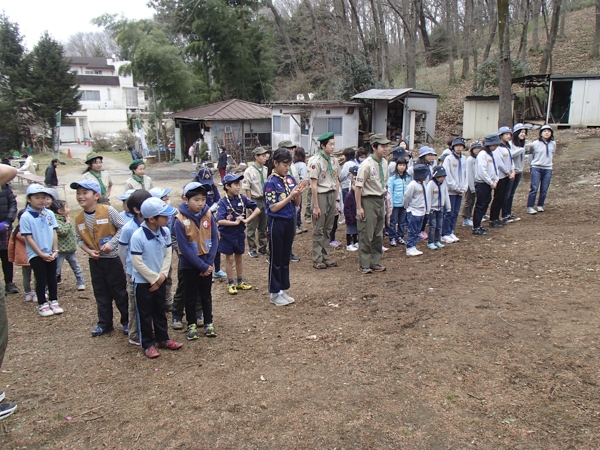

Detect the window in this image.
[85,70,102,75]
[79,90,101,101]
[125,88,138,107]
[273,115,281,132]
[328,118,342,135]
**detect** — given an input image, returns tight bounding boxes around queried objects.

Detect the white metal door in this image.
[569,80,586,125]
[582,80,600,126]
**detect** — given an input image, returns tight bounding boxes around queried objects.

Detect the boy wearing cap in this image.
[130,197,183,358]
[173,182,219,339]
[309,132,340,269]
[355,134,390,273]
[243,147,270,258]
[441,137,468,243]
[426,166,451,250]
[117,189,136,222]
[20,184,64,317]
[72,179,129,337]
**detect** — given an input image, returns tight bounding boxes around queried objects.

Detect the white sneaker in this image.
[280,292,295,304]
[24,292,34,302]
[38,302,54,317]
[527,207,537,214]
[49,301,64,314]
[353,243,359,249]
[382,246,389,252]
[406,247,423,256]
[77,285,86,291]
[450,233,460,242]
[346,244,358,252]
[441,235,455,244]
[270,294,288,306]
[536,206,544,212]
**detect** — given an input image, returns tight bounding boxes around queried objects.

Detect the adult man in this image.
[355,134,390,274]
[44,158,59,187]
[243,147,270,258]
[309,132,340,269]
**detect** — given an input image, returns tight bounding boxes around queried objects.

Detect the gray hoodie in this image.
[442,152,468,194]
[492,145,513,180]
[526,139,555,169]
[509,141,526,173]
[475,150,499,186]
[426,178,451,212]
[404,180,428,216]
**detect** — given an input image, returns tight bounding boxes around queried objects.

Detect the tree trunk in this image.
[531,0,540,52]
[302,0,335,98]
[405,3,417,88]
[539,0,562,73]
[518,0,530,62]
[370,0,384,81]
[591,0,600,57]
[462,0,473,78]
[348,0,370,62]
[446,2,456,84]
[482,3,497,61]
[415,0,434,67]
[376,0,395,87]
[558,0,567,39]
[497,0,513,127]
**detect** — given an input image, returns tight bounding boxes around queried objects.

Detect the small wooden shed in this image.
[462,95,517,140]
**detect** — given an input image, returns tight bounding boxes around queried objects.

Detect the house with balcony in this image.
[61,57,148,142]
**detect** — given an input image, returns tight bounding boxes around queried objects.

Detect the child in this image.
[409,146,437,240]
[118,189,153,346]
[387,157,411,246]
[504,123,528,222]
[49,200,86,290]
[8,210,35,302]
[173,182,219,339]
[441,137,468,243]
[293,147,308,233]
[0,180,18,295]
[19,184,63,316]
[403,164,430,256]
[117,189,135,222]
[130,197,183,358]
[343,166,359,251]
[242,147,270,258]
[526,124,555,214]
[426,166,451,250]
[71,179,128,336]
[489,126,514,228]
[216,174,261,294]
[461,141,482,227]
[264,149,307,306]
[124,159,154,191]
[472,134,501,235]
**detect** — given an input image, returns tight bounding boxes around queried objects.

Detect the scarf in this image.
[318,151,335,179]
[88,170,107,195]
[419,181,428,212]
[452,151,463,183]
[252,163,265,187]
[272,173,291,197]
[132,174,145,190]
[370,155,385,189]
[434,179,443,208]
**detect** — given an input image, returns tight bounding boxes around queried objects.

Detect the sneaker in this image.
[503,215,515,223]
[358,267,373,274]
[329,240,341,248]
[290,254,300,262]
[5,282,19,294]
[397,238,406,245]
[346,244,358,252]
[228,284,238,295]
[236,281,252,290]
[91,325,113,336]
[370,264,386,272]
[419,231,428,240]
[248,250,258,258]
[24,292,34,302]
[450,233,460,242]
[197,315,204,327]
[482,215,489,222]
[144,346,160,358]
[305,218,312,223]
[338,219,345,225]
[427,243,438,250]
[204,323,217,337]
[128,337,140,346]
[490,220,505,228]
[38,302,54,317]
[406,247,423,256]
[509,215,521,222]
[536,206,544,212]
[172,318,184,330]
[123,325,129,335]
[441,235,455,244]
[390,239,397,247]
[157,339,183,350]
[280,292,295,304]
[472,227,488,236]
[527,207,537,214]
[462,219,473,227]
[270,293,288,306]
[382,246,388,252]
[0,392,4,402]
[187,324,199,340]
[258,247,268,255]
[77,285,86,291]
[298,225,308,233]
[435,241,445,248]
[0,402,17,420]
[213,270,227,279]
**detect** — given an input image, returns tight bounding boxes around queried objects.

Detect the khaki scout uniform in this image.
[308,153,340,263]
[355,155,388,269]
[242,163,268,253]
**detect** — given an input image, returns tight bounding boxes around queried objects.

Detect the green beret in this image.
[317,132,335,143]
[129,159,145,171]
[252,147,270,156]
[277,140,296,148]
[370,134,392,145]
[85,152,103,164]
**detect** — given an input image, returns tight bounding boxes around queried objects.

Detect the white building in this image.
[270,100,361,155]
[62,57,148,142]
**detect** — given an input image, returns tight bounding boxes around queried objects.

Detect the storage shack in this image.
[462,95,517,140]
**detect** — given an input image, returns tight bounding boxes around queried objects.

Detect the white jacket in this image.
[466,155,477,193]
[492,145,513,180]
[475,150,499,186]
[426,179,451,212]
[404,180,428,216]
[442,152,468,194]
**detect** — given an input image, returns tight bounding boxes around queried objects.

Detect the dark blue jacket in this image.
[172,203,218,273]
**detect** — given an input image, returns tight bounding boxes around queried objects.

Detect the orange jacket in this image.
[8,231,29,267]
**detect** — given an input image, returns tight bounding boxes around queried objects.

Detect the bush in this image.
[474,58,528,94]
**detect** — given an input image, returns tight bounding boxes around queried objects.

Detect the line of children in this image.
[426,166,451,250]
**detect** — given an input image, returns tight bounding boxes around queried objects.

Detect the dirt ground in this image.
[1,131,599,449]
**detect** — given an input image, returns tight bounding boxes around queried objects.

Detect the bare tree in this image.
[497,0,513,126]
[591,0,600,57]
[531,0,540,52]
[539,0,562,73]
[64,31,119,58]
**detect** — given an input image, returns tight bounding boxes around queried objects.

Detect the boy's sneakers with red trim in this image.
[144,346,160,358]
[157,340,183,350]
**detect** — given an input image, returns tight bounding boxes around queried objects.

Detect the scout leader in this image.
[355,134,391,274]
[309,132,340,270]
[242,146,271,258]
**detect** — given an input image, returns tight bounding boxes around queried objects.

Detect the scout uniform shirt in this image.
[264,173,297,219]
[308,152,339,193]
[356,155,388,197]
[242,164,268,199]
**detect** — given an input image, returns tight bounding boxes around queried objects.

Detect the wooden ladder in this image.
[223,126,240,162]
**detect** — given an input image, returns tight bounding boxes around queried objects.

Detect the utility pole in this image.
[149,83,161,163]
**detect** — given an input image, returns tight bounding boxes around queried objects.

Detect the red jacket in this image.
[8,231,29,266]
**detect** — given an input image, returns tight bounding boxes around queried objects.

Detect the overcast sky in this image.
[2,0,154,49]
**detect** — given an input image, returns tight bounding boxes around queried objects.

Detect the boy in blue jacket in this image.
[172,182,219,339]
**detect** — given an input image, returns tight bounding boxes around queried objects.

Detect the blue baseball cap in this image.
[26,184,53,197]
[117,189,136,201]
[196,166,214,184]
[222,173,244,185]
[140,197,176,219]
[70,179,101,194]
[183,181,212,197]
[418,146,437,158]
[149,187,172,199]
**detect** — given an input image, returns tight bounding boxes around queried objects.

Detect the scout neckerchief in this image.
[225,194,245,217]
[272,173,291,200]
[502,142,514,164]
[540,139,552,157]
[434,178,443,209]
[487,149,498,175]
[370,154,385,189]
[418,181,428,212]
[452,151,463,183]
[88,170,107,195]
[252,163,265,187]
[318,151,335,179]
[132,174,145,190]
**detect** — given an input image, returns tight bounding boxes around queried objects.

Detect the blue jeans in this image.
[428,210,444,244]
[56,252,85,286]
[387,206,407,240]
[442,194,462,236]
[406,212,424,249]
[527,168,552,208]
[503,172,522,217]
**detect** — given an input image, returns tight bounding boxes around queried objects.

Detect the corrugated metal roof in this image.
[169,99,271,121]
[352,88,412,101]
